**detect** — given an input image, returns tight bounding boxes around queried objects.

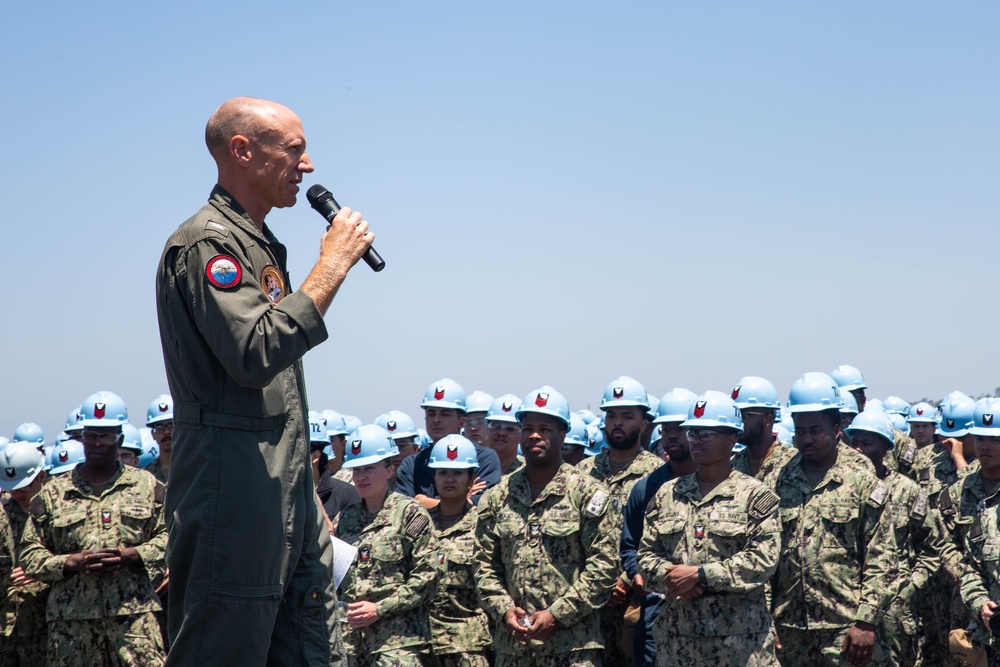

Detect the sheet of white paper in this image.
[331,535,357,590]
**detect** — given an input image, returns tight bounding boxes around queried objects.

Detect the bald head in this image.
[205,97,297,163]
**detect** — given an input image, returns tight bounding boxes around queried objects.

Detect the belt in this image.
[174,401,288,432]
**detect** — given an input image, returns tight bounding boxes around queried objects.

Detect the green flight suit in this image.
[156,186,342,666]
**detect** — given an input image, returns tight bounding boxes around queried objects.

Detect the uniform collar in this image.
[509,463,574,506]
[429,502,478,536]
[208,185,278,246]
[785,450,850,494]
[67,464,133,498]
[674,469,741,504]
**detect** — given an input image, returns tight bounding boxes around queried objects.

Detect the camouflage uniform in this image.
[18,465,167,667]
[576,449,662,665]
[771,451,894,666]
[142,458,168,485]
[638,469,781,666]
[334,468,355,485]
[837,440,877,476]
[427,504,490,667]
[503,457,525,477]
[336,491,438,667]
[0,497,50,666]
[475,463,619,666]
[731,443,797,490]
[892,431,920,479]
[878,469,943,667]
[958,491,1000,667]
[916,447,981,666]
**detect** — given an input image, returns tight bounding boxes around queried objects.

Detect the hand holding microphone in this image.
[307,185,385,272]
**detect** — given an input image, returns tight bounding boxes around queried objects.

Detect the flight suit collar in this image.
[66,464,135,499]
[673,469,741,505]
[208,185,281,248]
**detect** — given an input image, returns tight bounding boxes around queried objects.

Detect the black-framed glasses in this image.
[151,422,174,434]
[82,430,123,446]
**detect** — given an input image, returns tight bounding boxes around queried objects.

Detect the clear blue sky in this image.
[2,2,997,441]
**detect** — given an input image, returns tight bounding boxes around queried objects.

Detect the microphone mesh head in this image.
[306,184,328,205]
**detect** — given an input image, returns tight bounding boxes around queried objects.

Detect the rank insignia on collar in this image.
[205,255,242,290]
[695,525,705,538]
[101,511,112,524]
[359,548,370,561]
[260,265,285,304]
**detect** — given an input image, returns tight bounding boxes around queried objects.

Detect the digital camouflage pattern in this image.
[892,431,920,477]
[731,443,797,490]
[142,457,168,485]
[576,448,662,665]
[427,503,491,659]
[47,612,164,667]
[19,465,166,621]
[0,497,50,666]
[475,463,619,661]
[502,457,525,478]
[638,469,780,666]
[771,450,894,631]
[877,469,944,666]
[914,445,980,501]
[336,491,438,661]
[959,493,1000,665]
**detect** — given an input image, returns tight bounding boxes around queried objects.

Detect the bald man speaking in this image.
[156,98,372,666]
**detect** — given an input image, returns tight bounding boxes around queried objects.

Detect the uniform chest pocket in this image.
[363,540,405,578]
[119,506,152,545]
[443,544,477,587]
[819,503,860,552]
[708,520,747,554]
[541,518,583,564]
[50,510,88,551]
[653,518,686,559]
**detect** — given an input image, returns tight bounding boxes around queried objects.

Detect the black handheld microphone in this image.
[306,184,385,272]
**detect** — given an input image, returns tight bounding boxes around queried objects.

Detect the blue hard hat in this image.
[565,413,590,447]
[731,377,781,411]
[465,391,494,414]
[322,410,349,437]
[882,396,911,417]
[787,373,844,414]
[889,412,910,436]
[646,394,659,421]
[308,411,331,445]
[653,388,698,424]
[486,394,523,424]
[342,425,399,469]
[138,429,159,468]
[516,386,571,428]
[342,415,364,435]
[584,422,605,456]
[775,423,794,446]
[12,423,45,447]
[47,440,86,475]
[839,388,859,416]
[649,424,662,448]
[427,434,480,469]
[575,409,599,425]
[64,407,85,434]
[120,424,144,454]
[0,441,47,492]
[146,394,173,426]
[420,378,467,411]
[940,394,976,437]
[681,391,744,433]
[374,410,419,440]
[970,397,1000,437]
[907,402,938,424]
[79,391,128,428]
[417,429,433,450]
[600,376,650,411]
[846,409,895,449]
[831,365,867,391]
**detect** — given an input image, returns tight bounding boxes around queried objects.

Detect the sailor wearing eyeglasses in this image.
[19,391,168,666]
[638,390,781,667]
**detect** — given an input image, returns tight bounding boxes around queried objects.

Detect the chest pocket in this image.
[363,539,406,579]
[541,514,583,565]
[50,510,88,552]
[119,506,152,545]
[653,516,686,561]
[442,541,477,588]
[709,519,747,555]
[819,503,860,553]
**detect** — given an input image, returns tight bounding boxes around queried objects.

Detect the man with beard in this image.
[620,388,697,666]
[577,377,664,666]
[475,386,618,667]
[730,377,795,488]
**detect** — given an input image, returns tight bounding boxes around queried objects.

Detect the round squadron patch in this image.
[205,255,242,289]
[261,265,285,304]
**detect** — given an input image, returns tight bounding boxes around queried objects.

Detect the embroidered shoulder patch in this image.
[868,481,889,506]
[205,255,242,289]
[750,489,780,520]
[585,490,609,517]
[260,265,285,304]
[910,492,928,518]
[405,511,430,539]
